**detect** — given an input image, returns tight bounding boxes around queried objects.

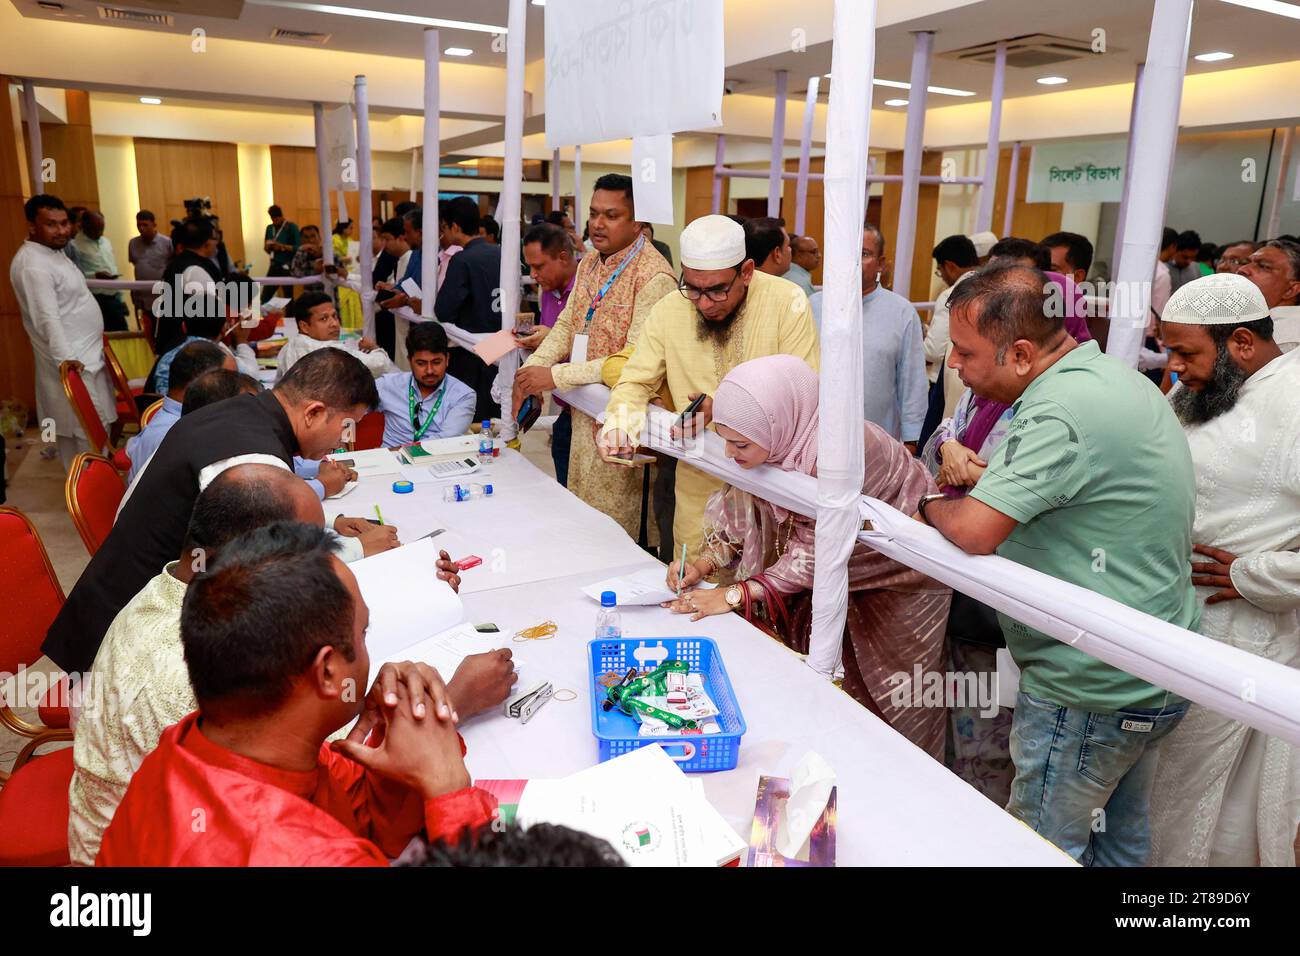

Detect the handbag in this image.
[739,573,792,641]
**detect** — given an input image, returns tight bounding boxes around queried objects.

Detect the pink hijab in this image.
[712,355,821,475]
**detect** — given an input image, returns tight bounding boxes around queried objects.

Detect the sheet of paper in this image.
[350,537,465,662]
[580,566,715,607]
[630,134,675,225]
[329,447,402,479]
[262,296,291,312]
[472,328,521,365]
[328,479,359,500]
[400,277,422,299]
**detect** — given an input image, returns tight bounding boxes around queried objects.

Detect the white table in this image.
[343,449,1072,866]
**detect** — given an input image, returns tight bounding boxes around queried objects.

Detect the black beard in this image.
[695,311,739,345]
[1171,345,1249,425]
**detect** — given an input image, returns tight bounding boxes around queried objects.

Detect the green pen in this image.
[374,504,385,525]
[676,542,687,599]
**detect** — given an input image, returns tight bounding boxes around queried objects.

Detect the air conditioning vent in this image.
[270,27,331,44]
[941,33,1109,69]
[97,5,174,25]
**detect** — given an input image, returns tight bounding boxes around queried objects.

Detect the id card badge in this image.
[570,333,590,365]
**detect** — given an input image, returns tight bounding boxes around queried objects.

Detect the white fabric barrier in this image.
[551,380,1300,748]
[85,275,327,291]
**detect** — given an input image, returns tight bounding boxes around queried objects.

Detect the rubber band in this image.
[552,689,578,702]
[512,620,557,642]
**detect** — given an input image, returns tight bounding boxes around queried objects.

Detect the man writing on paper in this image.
[1148,274,1300,867]
[71,463,510,866]
[374,322,478,448]
[511,174,677,540]
[598,214,820,559]
[10,195,116,470]
[44,348,395,674]
[276,291,396,381]
[913,263,1198,866]
[96,522,499,866]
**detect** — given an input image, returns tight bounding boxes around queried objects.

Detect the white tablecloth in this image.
[347,450,1072,866]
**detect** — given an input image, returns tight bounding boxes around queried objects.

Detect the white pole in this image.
[711,134,726,214]
[794,76,820,236]
[409,148,420,203]
[551,147,562,214]
[573,144,583,220]
[1266,127,1295,240]
[422,27,440,313]
[354,75,376,340]
[767,70,789,218]
[892,31,934,299]
[1106,0,1193,368]
[312,103,335,267]
[1002,141,1021,237]
[1111,63,1144,276]
[496,0,527,432]
[809,0,875,678]
[973,41,1006,235]
[21,79,43,196]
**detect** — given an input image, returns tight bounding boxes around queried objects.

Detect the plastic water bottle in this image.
[595,591,622,639]
[477,420,494,459]
[442,482,494,503]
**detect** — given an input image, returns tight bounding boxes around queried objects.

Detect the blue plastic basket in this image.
[588,636,747,772]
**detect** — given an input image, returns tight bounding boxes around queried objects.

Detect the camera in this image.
[182,196,213,220]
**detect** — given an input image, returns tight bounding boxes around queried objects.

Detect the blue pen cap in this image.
[601,590,617,608]
[483,484,494,496]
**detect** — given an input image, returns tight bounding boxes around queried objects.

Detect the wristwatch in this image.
[724,585,743,609]
[916,493,946,526]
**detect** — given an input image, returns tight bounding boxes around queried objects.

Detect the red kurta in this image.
[96,712,496,866]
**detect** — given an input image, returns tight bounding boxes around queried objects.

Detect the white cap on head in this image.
[1163,272,1270,326]
[969,231,998,258]
[680,215,747,271]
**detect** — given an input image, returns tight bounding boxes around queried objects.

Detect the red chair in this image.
[60,361,131,472]
[140,397,165,426]
[66,453,126,557]
[102,335,142,438]
[0,508,73,782]
[351,411,386,451]
[0,747,73,866]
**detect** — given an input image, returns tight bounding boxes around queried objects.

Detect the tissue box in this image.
[746,775,837,867]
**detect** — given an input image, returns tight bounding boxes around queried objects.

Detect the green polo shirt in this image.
[264,220,301,269]
[970,340,1199,712]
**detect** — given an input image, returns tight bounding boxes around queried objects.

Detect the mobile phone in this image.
[474,623,500,633]
[678,393,707,424]
[516,394,541,433]
[332,458,356,469]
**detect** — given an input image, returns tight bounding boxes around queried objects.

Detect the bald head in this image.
[178,464,324,575]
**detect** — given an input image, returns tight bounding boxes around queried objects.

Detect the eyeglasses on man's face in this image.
[679,268,741,302]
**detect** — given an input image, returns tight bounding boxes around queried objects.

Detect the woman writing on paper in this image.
[664,355,951,759]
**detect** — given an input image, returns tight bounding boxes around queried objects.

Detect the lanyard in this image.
[408,376,446,443]
[582,234,645,331]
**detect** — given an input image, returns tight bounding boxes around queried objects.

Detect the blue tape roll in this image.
[392,480,414,494]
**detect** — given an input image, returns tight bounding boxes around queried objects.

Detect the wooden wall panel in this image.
[270,145,324,232]
[992,145,1063,242]
[880,149,943,301]
[133,138,245,264]
[1,76,35,414]
[39,91,99,212]
[684,164,725,228]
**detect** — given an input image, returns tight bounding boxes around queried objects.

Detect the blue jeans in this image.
[1007,691,1188,866]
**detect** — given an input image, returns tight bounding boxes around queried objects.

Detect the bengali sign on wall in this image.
[544,0,723,148]
[1026,139,1127,203]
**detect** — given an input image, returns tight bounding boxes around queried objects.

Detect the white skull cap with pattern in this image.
[679,215,747,271]
[1163,272,1270,326]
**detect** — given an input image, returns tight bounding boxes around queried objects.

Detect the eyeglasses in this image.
[679,268,741,302]
[1216,256,1252,269]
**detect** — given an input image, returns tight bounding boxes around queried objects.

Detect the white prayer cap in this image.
[969,231,998,258]
[680,215,747,271]
[1163,272,1270,326]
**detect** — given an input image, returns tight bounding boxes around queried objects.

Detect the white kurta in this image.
[274,334,396,383]
[1150,347,1300,866]
[9,239,115,440]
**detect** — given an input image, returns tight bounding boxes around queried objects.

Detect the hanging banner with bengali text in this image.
[323,104,358,192]
[1026,139,1126,203]
[543,0,724,148]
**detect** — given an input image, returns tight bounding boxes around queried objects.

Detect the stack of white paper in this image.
[330,447,402,479]
[580,566,716,607]
[350,538,465,662]
[515,745,745,866]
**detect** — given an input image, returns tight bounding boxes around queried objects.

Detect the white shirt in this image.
[275,335,396,382]
[1269,304,1300,353]
[923,269,974,384]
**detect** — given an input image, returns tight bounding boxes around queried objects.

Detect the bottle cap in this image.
[392,480,414,494]
[601,590,617,608]
[483,484,494,495]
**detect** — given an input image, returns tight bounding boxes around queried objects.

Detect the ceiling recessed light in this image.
[243,1,505,34]
[1037,76,1068,85]
[823,74,974,97]
[884,98,909,107]
[444,47,473,57]
[1194,51,1234,62]
[139,96,162,105]
[1218,0,1300,20]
